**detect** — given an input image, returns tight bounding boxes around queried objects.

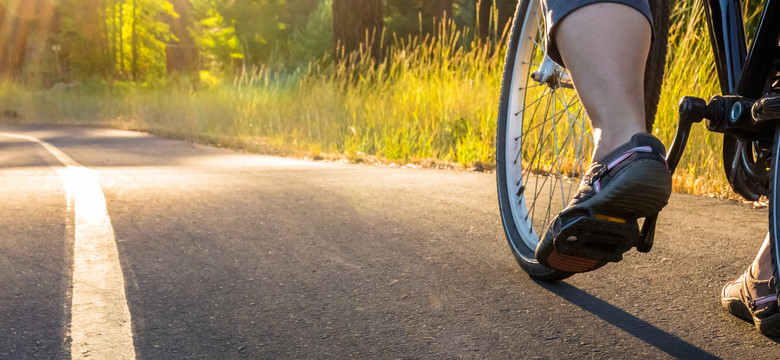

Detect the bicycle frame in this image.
[640,0,780,252]
[665,0,780,149]
[704,0,747,95]
[705,0,780,201]
[704,0,780,98]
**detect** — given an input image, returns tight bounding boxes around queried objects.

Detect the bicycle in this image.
[495,0,780,289]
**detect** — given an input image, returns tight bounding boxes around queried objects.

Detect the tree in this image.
[476,0,491,41]
[0,8,30,76]
[55,0,175,80]
[192,0,319,69]
[332,0,383,62]
[385,0,485,42]
[0,0,55,77]
[165,0,199,75]
[496,0,517,36]
[55,0,110,77]
[111,0,176,79]
[476,0,516,42]
[426,0,453,21]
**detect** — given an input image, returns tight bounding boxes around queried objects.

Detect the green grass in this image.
[0,2,767,198]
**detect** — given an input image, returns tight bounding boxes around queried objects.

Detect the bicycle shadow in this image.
[536,281,722,359]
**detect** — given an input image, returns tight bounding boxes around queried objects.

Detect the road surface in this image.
[0,125,777,359]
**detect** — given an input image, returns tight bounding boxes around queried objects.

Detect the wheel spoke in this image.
[527,95,571,222]
[536,13,545,49]
[516,83,545,92]
[528,91,554,225]
[553,90,587,202]
[530,37,546,56]
[524,89,587,231]
[555,88,589,183]
[551,107,573,207]
[522,97,579,139]
[514,76,550,163]
[513,87,548,117]
[518,100,575,166]
[555,89,593,143]
[547,94,562,226]
[522,91,554,179]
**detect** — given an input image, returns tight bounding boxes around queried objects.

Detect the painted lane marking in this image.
[1,133,136,360]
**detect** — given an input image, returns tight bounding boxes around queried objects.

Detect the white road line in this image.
[1,133,136,360]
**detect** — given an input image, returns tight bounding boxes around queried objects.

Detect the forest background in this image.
[0,0,769,198]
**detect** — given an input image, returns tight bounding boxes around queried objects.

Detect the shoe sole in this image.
[539,160,672,273]
[756,312,780,337]
[722,296,754,322]
[722,298,780,337]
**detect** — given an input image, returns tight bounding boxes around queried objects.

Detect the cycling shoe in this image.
[535,133,672,273]
[722,270,780,337]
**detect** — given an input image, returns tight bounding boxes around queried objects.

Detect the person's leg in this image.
[551,0,776,285]
[751,234,773,281]
[721,233,779,336]
[554,3,651,160]
[534,1,671,273]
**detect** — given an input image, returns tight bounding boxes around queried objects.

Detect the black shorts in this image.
[542,0,654,66]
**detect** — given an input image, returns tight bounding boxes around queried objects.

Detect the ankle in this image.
[592,130,650,160]
[751,257,774,281]
[750,263,761,280]
[745,267,776,310]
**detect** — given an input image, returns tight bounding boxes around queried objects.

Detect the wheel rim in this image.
[503,1,593,260]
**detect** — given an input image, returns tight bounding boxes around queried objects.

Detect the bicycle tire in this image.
[496,0,669,281]
[770,124,780,307]
[761,71,780,305]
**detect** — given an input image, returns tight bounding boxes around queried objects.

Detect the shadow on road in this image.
[538,281,721,360]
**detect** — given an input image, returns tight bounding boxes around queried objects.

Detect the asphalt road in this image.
[0,125,778,359]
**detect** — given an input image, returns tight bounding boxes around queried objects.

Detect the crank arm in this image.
[637,97,709,252]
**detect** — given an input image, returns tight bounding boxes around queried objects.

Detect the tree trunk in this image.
[102,0,112,77]
[9,17,30,76]
[165,0,199,75]
[109,0,117,76]
[425,0,453,22]
[476,0,492,42]
[497,0,518,37]
[49,4,63,79]
[332,0,383,63]
[118,0,125,76]
[0,6,11,74]
[0,2,32,77]
[131,0,137,80]
[477,0,517,42]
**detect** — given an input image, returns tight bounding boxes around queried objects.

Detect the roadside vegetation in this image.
[0,0,767,198]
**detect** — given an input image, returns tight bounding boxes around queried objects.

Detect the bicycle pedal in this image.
[552,214,640,263]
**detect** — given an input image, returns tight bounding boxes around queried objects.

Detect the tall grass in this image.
[0,2,768,198]
[655,0,764,197]
[1,21,503,166]
[654,1,723,195]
